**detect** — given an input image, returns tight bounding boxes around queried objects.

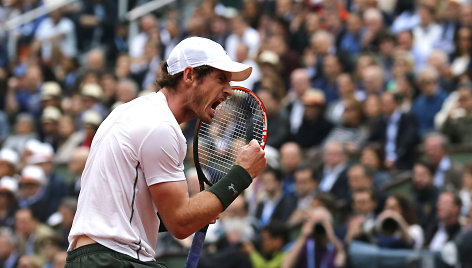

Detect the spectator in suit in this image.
[285,68,312,136]
[317,141,350,203]
[312,54,343,104]
[423,132,462,191]
[287,165,318,228]
[368,91,420,171]
[292,88,333,150]
[411,66,448,136]
[411,161,440,232]
[279,142,304,196]
[255,167,296,228]
[424,191,462,254]
[347,164,387,215]
[106,22,128,65]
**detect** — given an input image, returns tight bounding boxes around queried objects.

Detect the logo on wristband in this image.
[228,183,238,196]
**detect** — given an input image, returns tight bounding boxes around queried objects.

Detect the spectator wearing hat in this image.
[80,83,107,120]
[0,149,19,178]
[38,106,62,151]
[26,143,67,222]
[40,82,62,110]
[80,109,103,148]
[292,88,333,149]
[17,165,52,222]
[0,177,19,228]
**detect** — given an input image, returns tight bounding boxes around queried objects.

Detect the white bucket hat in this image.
[167,37,252,81]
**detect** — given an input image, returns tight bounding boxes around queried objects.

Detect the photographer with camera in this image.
[375,194,424,249]
[282,207,345,268]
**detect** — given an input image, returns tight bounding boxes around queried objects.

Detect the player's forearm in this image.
[161,192,224,239]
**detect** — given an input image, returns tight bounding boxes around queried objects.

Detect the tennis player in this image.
[65,37,267,267]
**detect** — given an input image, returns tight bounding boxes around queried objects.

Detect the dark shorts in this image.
[66,243,167,268]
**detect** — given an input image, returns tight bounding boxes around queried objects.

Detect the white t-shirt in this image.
[35,17,77,59]
[68,91,187,261]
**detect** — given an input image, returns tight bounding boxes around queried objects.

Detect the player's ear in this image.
[183,67,194,84]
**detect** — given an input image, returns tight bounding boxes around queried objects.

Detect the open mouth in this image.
[211,98,224,110]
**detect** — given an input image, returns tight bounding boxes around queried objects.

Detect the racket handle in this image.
[184,226,208,268]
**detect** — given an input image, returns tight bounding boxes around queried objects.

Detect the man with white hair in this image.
[411,66,448,136]
[362,8,385,52]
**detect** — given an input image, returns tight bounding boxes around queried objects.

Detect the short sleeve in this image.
[139,124,186,186]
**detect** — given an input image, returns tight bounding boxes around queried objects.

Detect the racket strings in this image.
[198,90,265,185]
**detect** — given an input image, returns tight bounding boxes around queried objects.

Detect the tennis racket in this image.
[184,86,268,268]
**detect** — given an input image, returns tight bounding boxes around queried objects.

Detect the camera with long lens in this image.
[312,223,327,241]
[377,216,399,235]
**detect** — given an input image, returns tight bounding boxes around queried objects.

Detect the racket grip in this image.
[184,226,208,268]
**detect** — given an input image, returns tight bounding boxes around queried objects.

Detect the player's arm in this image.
[149,140,266,239]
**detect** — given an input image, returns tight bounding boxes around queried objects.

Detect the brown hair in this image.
[156,62,215,90]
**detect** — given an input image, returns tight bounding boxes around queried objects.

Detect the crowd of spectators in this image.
[2,0,472,267]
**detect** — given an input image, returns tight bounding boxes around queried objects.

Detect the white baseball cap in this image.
[0,176,19,193]
[27,142,54,165]
[166,37,252,81]
[21,165,47,185]
[0,148,19,166]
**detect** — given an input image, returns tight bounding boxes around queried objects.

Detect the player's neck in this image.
[161,87,194,124]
